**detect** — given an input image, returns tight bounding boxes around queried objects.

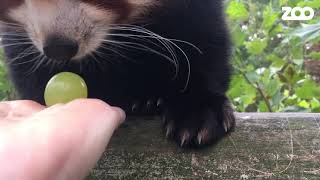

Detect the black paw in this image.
[163,99,235,147]
[130,98,164,114]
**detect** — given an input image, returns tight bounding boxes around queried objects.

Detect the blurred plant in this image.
[226,0,320,112]
[0,49,16,101]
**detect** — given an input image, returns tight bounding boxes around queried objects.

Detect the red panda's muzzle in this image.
[43,35,79,61]
[0,0,161,61]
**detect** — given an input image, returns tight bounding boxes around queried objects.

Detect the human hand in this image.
[0,99,125,180]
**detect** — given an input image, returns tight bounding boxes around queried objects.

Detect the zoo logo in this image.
[282,7,315,21]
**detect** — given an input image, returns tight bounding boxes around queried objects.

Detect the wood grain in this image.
[87,113,320,179]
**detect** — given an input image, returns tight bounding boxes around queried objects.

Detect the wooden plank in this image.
[87,113,320,179]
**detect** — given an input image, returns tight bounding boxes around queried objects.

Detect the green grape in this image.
[44,72,88,106]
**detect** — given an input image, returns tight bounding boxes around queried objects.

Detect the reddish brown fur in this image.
[81,0,132,22]
[0,0,23,10]
[0,0,24,20]
[0,0,133,22]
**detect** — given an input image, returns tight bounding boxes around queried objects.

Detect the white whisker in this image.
[107,33,166,51]
[106,32,180,76]
[106,24,202,91]
[88,52,109,72]
[27,55,46,76]
[0,42,34,48]
[13,53,42,66]
[0,33,28,37]
[99,44,133,62]
[93,50,116,64]
[0,20,24,27]
[103,39,177,66]
[0,37,31,41]
[9,46,37,65]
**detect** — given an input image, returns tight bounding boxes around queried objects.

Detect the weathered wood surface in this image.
[87,113,320,180]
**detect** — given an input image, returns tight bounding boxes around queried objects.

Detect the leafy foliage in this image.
[0,49,16,101]
[226,0,320,112]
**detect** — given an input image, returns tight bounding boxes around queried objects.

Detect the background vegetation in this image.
[226,0,320,112]
[0,49,15,101]
[0,0,320,112]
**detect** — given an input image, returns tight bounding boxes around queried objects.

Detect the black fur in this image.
[2,0,235,147]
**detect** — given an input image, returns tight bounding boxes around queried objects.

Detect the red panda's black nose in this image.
[43,35,79,61]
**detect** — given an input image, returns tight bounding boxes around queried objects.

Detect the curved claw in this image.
[197,135,202,145]
[165,122,175,138]
[157,98,164,109]
[146,99,154,110]
[223,122,228,132]
[180,131,190,147]
[197,129,210,145]
[131,101,140,113]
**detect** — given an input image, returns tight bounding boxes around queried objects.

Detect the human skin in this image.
[0,99,125,180]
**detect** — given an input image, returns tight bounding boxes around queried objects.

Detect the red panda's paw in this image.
[129,98,164,115]
[162,98,235,148]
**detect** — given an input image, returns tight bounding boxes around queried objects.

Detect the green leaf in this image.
[246,72,259,83]
[262,6,278,31]
[258,101,268,112]
[284,95,298,106]
[228,75,256,99]
[266,79,279,97]
[240,95,256,107]
[271,90,282,108]
[283,90,290,97]
[308,51,320,60]
[232,26,247,47]
[226,1,249,21]
[228,73,257,111]
[228,75,243,99]
[298,100,310,109]
[311,98,320,109]
[267,54,281,62]
[278,73,288,83]
[297,0,320,9]
[270,24,283,36]
[291,41,304,60]
[279,0,288,6]
[244,39,268,55]
[296,80,320,99]
[291,22,320,43]
[267,54,286,68]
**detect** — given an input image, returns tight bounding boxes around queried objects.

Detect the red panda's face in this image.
[0,0,160,61]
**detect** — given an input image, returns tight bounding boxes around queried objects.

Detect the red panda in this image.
[0,0,235,147]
